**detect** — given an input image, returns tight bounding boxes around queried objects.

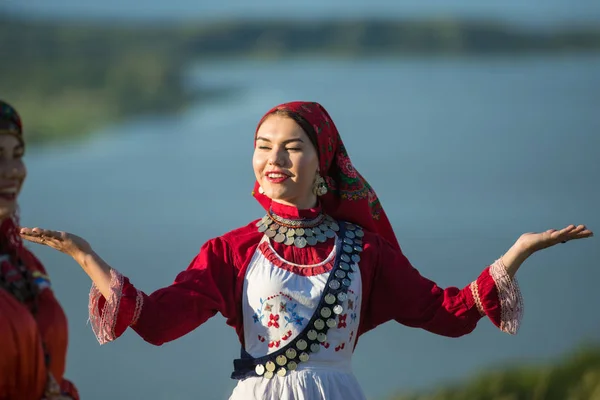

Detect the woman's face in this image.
[253,114,319,210]
[0,135,26,219]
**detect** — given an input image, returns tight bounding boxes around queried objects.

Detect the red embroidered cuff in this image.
[472,259,524,335]
[88,269,144,344]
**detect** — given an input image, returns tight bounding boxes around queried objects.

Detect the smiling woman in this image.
[19,101,593,400]
[253,112,320,210]
[0,100,79,400]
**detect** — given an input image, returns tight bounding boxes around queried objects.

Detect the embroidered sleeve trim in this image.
[490,258,524,335]
[131,290,144,326]
[88,268,124,345]
[469,281,486,316]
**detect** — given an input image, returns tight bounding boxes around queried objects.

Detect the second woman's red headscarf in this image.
[252,101,401,251]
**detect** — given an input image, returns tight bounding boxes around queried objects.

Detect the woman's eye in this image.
[286,148,301,152]
[258,146,271,150]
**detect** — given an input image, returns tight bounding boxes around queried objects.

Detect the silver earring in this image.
[313,173,328,196]
[258,186,265,195]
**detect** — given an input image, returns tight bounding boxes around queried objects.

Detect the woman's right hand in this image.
[19,227,93,259]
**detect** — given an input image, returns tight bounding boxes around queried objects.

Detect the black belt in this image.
[231,220,364,380]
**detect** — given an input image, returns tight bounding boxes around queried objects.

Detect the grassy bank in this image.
[2,14,600,144]
[387,345,600,400]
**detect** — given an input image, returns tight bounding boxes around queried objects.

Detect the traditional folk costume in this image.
[0,102,79,400]
[89,102,523,400]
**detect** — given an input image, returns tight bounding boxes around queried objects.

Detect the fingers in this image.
[559,224,593,243]
[19,227,66,247]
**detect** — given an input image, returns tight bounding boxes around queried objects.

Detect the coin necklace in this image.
[255,210,340,248]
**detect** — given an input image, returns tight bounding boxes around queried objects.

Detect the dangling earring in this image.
[258,186,265,195]
[313,173,328,196]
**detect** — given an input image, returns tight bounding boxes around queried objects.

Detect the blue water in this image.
[19,54,600,399]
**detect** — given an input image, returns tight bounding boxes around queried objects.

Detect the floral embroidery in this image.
[338,314,347,329]
[252,292,306,348]
[268,314,280,328]
[335,342,346,352]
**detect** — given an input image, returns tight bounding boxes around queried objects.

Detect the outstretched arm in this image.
[20,228,238,346]
[363,224,592,337]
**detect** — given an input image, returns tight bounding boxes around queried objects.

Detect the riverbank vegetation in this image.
[2,13,599,143]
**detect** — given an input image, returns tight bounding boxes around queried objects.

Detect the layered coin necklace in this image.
[256,209,351,248]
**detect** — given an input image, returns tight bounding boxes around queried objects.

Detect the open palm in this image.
[518,224,593,254]
[19,227,92,258]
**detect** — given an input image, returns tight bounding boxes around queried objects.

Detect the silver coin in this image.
[325,229,336,239]
[279,226,288,233]
[343,245,353,253]
[316,234,327,243]
[255,364,265,375]
[351,254,361,263]
[335,269,346,279]
[347,224,356,230]
[353,245,363,252]
[312,227,322,236]
[345,230,356,239]
[355,229,364,238]
[295,228,305,236]
[319,224,328,232]
[342,278,351,287]
[258,224,268,233]
[328,280,341,290]
[286,348,297,359]
[277,367,287,377]
[340,262,350,271]
[287,361,298,370]
[269,223,280,231]
[256,220,264,227]
[265,229,276,238]
[324,293,336,304]
[285,236,295,246]
[276,355,287,366]
[286,228,296,237]
[296,340,308,351]
[347,272,354,280]
[264,370,274,379]
[333,305,344,315]
[299,352,310,362]
[305,229,314,237]
[343,237,354,245]
[314,319,325,330]
[329,222,340,231]
[320,307,332,318]
[341,254,350,263]
[306,236,318,246]
[265,361,276,372]
[307,329,318,340]
[337,292,347,302]
[310,343,321,353]
[294,237,307,248]
[326,318,337,328]
[317,332,327,343]
[274,233,286,243]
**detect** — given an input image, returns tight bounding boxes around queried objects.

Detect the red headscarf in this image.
[252,101,400,251]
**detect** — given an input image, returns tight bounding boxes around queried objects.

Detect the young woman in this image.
[0,100,79,400]
[20,101,592,400]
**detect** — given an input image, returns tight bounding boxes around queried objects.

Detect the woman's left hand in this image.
[516,224,593,254]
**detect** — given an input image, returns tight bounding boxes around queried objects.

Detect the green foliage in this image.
[387,346,600,400]
[1,13,599,144]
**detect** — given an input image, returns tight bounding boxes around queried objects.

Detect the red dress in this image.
[0,248,79,400]
[89,202,523,353]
